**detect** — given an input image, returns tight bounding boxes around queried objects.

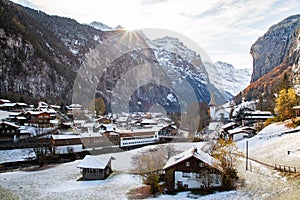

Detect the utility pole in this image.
[246,140,249,170]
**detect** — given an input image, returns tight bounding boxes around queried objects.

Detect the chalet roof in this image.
[293,105,300,110]
[99,124,114,132]
[228,127,252,135]
[163,147,222,172]
[1,121,20,128]
[141,119,157,124]
[0,103,16,107]
[66,104,82,110]
[221,122,237,129]
[0,102,27,107]
[51,135,81,140]
[25,111,50,115]
[117,126,160,134]
[77,155,112,169]
[0,99,11,103]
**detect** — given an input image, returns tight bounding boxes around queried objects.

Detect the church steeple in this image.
[209,92,216,107]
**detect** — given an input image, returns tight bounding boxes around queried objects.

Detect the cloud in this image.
[141,0,167,5]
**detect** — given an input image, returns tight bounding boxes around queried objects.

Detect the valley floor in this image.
[0,122,299,199]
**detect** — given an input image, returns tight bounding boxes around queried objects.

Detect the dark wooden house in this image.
[25,111,51,127]
[0,121,20,142]
[163,147,223,192]
[77,155,113,180]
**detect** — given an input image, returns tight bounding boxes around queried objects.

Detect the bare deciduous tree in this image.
[131,144,175,195]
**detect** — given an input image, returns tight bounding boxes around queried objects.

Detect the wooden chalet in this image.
[293,105,300,117]
[25,111,51,127]
[0,102,28,111]
[97,117,112,124]
[0,121,20,142]
[163,147,223,193]
[243,110,273,125]
[158,124,178,136]
[77,155,113,180]
[227,126,255,141]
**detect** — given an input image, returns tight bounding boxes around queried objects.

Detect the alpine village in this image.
[0,0,300,199]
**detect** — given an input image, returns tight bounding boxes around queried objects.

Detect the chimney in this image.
[194,147,198,154]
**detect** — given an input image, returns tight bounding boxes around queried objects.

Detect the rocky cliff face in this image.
[0,0,107,103]
[236,15,300,105]
[250,15,300,83]
[292,31,300,94]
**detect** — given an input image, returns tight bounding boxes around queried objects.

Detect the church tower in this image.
[209,92,216,120]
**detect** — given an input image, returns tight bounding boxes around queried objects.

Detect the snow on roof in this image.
[26,111,49,115]
[1,121,20,128]
[293,105,300,109]
[0,99,11,103]
[100,124,114,132]
[0,103,16,107]
[163,147,221,172]
[221,122,237,129]
[40,108,57,114]
[16,102,28,106]
[117,126,160,134]
[16,116,27,120]
[245,110,273,115]
[77,155,112,169]
[51,135,81,140]
[67,104,82,109]
[141,119,157,124]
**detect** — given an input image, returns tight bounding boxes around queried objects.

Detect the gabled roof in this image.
[25,111,50,115]
[163,147,223,172]
[0,99,11,103]
[1,121,20,129]
[221,122,237,129]
[77,155,112,169]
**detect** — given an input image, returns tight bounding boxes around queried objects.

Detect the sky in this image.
[11,0,300,69]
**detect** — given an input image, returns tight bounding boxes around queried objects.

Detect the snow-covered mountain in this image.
[89,21,112,31]
[149,36,210,103]
[147,36,227,105]
[206,61,251,99]
[147,36,251,103]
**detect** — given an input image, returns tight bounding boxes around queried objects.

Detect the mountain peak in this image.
[89,21,112,30]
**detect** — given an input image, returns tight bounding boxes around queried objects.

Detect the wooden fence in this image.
[274,164,297,173]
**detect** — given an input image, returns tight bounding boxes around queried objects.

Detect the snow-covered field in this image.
[0,122,299,199]
[237,122,300,168]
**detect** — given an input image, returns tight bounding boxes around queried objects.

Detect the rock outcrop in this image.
[250,15,300,83]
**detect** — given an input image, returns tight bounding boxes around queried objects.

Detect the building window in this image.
[177,181,183,188]
[215,174,220,184]
[199,162,204,167]
[185,161,190,167]
[184,184,188,189]
[182,172,191,178]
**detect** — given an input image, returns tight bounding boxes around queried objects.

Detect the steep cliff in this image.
[236,15,300,106]
[250,14,300,83]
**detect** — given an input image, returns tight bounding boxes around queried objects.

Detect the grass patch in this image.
[0,186,18,200]
[127,185,152,199]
